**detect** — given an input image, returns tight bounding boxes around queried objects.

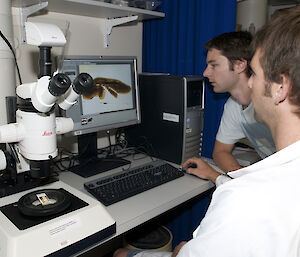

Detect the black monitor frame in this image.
[58,56,141,177]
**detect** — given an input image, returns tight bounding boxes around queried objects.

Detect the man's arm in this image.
[213,140,241,172]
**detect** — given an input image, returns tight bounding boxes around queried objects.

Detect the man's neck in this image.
[271,112,300,152]
[229,75,251,107]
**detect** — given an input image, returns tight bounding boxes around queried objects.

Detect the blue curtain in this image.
[143,0,235,158]
[142,0,236,247]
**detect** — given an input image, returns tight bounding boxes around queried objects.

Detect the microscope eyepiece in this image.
[48,73,71,96]
[72,73,93,94]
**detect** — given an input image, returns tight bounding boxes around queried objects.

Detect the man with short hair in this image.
[203,31,275,173]
[114,6,300,257]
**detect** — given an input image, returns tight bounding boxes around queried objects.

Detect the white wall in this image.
[236,1,299,37]
[10,8,143,152]
[236,0,268,33]
[11,9,143,83]
[0,2,16,126]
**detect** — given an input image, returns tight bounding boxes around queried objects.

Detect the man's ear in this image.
[233,59,247,74]
[273,74,290,105]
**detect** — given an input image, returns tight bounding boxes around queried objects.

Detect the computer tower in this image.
[126,73,205,165]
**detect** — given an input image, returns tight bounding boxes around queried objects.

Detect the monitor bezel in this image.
[58,55,141,136]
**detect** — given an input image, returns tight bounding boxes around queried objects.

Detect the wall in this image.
[236,0,268,33]
[0,2,16,126]
[10,8,143,152]
[268,4,298,19]
[11,8,143,82]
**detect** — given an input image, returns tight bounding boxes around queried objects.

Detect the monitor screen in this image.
[59,56,141,136]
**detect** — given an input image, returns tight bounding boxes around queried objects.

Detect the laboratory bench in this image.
[58,155,215,256]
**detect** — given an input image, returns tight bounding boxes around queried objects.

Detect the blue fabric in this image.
[142,0,235,158]
[142,0,236,249]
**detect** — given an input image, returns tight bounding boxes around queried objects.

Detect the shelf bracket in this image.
[19,1,48,44]
[104,15,138,48]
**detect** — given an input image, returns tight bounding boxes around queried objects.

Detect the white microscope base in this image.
[0,181,116,257]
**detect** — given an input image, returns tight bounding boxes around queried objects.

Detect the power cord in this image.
[0,30,22,85]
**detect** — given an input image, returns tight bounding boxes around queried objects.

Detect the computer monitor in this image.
[58,56,141,177]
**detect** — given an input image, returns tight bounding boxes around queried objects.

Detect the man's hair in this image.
[252,6,300,112]
[204,31,253,77]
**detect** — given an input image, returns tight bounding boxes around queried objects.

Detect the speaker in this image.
[126,74,205,165]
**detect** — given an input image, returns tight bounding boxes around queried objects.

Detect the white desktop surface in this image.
[59,157,215,249]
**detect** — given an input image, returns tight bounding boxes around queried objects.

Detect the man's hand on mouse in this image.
[182,157,221,183]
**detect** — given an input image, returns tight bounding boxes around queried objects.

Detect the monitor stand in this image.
[69,132,131,178]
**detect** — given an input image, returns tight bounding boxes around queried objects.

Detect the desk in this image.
[59,156,215,255]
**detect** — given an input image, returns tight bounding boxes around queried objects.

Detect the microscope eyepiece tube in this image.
[48,73,71,96]
[72,73,93,94]
[31,74,71,113]
[58,73,93,110]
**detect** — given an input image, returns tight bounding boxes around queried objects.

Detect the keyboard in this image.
[84,160,184,206]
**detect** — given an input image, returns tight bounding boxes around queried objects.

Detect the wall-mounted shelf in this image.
[12,0,164,47]
[12,0,165,21]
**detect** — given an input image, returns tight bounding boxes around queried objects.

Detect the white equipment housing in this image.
[0,151,6,170]
[0,181,116,257]
[0,110,74,161]
[25,22,66,47]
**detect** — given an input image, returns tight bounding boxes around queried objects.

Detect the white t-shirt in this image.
[216,97,275,158]
[177,140,300,257]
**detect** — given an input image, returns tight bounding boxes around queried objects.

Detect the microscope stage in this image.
[0,181,116,257]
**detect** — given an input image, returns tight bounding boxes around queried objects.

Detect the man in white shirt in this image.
[114,6,300,257]
[203,31,275,172]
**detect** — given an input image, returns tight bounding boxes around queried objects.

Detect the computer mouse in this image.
[186,163,197,169]
[182,163,199,178]
[182,163,197,173]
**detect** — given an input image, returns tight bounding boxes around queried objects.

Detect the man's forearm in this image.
[213,151,241,172]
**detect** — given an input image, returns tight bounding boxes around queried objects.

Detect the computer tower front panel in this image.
[184,106,204,161]
[126,74,204,165]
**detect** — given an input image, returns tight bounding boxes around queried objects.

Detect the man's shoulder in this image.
[224,96,242,108]
[221,97,243,120]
